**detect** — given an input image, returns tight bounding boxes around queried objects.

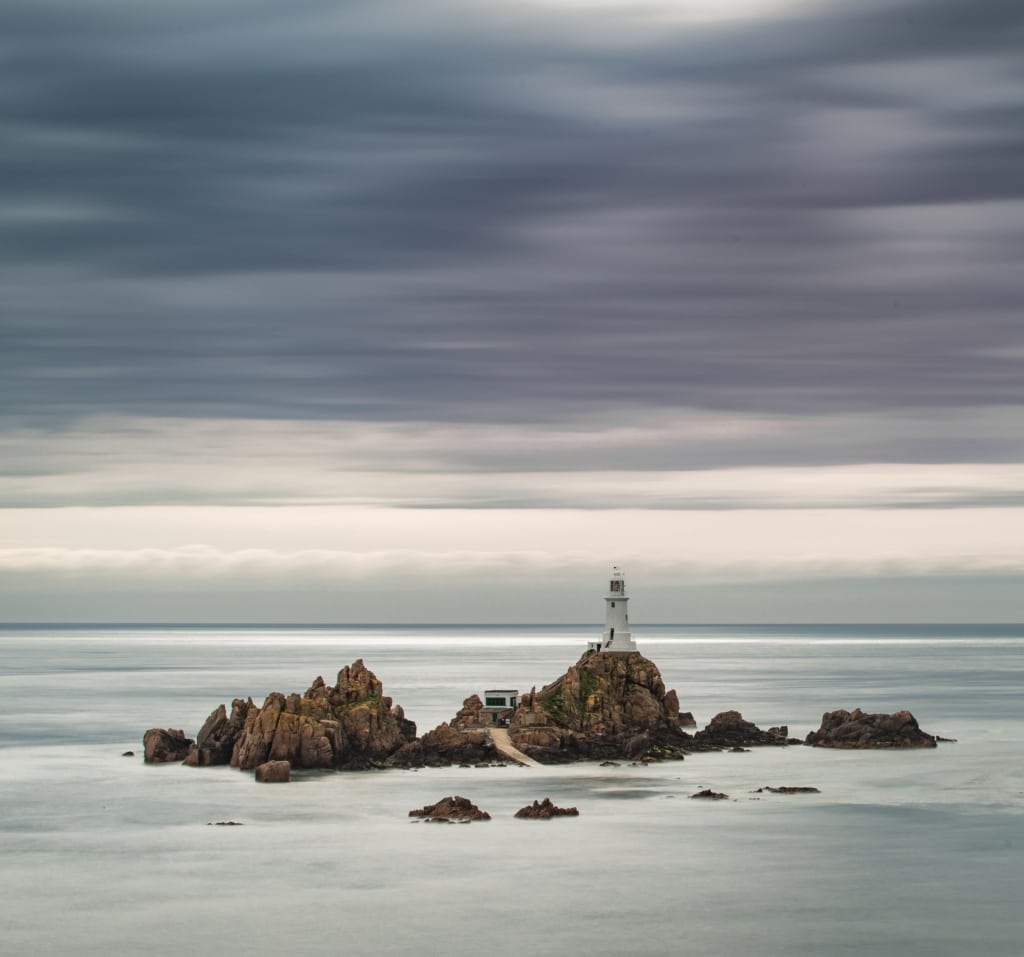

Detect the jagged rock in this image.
[409,796,490,822]
[678,711,697,728]
[226,660,417,771]
[754,786,820,794]
[515,798,580,819]
[805,709,937,749]
[450,695,487,730]
[387,722,501,768]
[690,789,728,800]
[143,728,194,764]
[184,698,254,767]
[692,711,789,749]
[507,651,692,763]
[255,760,291,783]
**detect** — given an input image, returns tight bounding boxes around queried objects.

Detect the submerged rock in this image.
[409,796,491,822]
[689,789,728,800]
[143,728,193,764]
[514,798,580,819]
[805,709,937,749]
[754,786,821,794]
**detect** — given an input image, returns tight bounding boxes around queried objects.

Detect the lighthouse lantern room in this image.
[591,566,638,653]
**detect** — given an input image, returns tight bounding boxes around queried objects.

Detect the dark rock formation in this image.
[690,789,728,800]
[122,750,135,757]
[692,711,790,749]
[143,728,194,764]
[506,651,692,763]
[208,821,244,826]
[255,759,291,783]
[679,711,697,728]
[514,798,580,819]
[387,722,502,768]
[805,708,937,749]
[184,698,255,767]
[409,796,491,822]
[754,786,820,794]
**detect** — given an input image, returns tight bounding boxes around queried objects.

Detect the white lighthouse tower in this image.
[595,566,638,653]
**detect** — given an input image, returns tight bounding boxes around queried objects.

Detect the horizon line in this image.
[2,621,1022,629]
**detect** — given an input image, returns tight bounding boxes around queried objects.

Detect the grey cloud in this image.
[2,0,1023,452]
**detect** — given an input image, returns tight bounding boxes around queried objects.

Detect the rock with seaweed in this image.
[506,650,692,763]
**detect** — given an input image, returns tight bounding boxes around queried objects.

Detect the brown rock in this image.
[254,760,291,783]
[507,651,693,762]
[514,798,580,819]
[226,660,417,771]
[450,694,487,730]
[387,722,500,769]
[143,728,194,764]
[689,788,728,800]
[184,698,253,767]
[409,795,490,822]
[805,708,937,749]
[692,711,789,749]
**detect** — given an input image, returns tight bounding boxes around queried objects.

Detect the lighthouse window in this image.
[611,602,615,607]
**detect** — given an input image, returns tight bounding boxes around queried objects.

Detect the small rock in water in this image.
[254,760,291,783]
[689,788,728,800]
[409,795,491,822]
[208,821,244,826]
[122,751,135,757]
[754,786,821,794]
[514,798,580,819]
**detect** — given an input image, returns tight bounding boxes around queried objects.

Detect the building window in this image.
[485,697,508,707]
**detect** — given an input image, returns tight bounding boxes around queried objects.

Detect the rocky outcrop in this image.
[514,798,579,819]
[228,661,417,770]
[409,796,491,822]
[254,760,291,783]
[692,711,790,749]
[450,695,488,730]
[184,698,254,766]
[143,728,193,763]
[805,708,937,749]
[506,651,692,763]
[387,722,503,768]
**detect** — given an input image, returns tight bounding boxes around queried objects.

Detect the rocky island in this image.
[142,571,944,777]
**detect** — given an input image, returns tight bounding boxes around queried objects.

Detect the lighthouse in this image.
[595,566,638,653]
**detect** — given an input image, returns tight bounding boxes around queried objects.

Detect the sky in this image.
[2,0,1023,623]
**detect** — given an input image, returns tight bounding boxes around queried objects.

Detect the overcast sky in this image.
[3,0,1023,622]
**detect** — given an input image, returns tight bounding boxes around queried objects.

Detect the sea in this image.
[1,623,1022,957]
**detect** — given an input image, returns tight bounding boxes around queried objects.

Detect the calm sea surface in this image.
[2,624,1022,956]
